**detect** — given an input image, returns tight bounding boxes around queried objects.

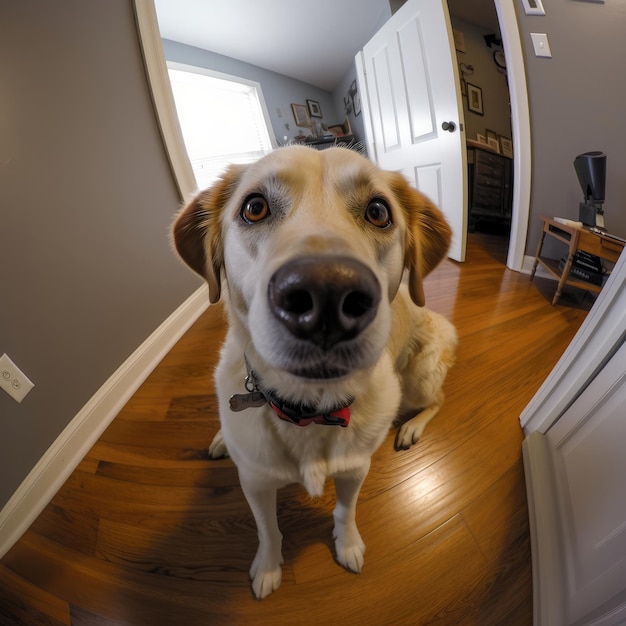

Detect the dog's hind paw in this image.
[394,420,426,451]
[395,402,442,451]
[208,429,228,459]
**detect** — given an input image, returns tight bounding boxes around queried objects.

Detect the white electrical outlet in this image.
[0,353,35,403]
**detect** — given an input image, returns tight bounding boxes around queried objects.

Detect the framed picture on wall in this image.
[500,136,513,158]
[453,28,466,53]
[291,103,311,127]
[307,99,322,118]
[467,83,484,116]
[352,91,361,116]
[487,137,500,153]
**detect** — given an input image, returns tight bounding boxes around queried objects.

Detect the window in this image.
[167,63,276,189]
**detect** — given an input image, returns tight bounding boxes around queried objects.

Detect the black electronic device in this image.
[574,151,607,229]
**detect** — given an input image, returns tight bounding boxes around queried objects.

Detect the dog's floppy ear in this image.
[172,165,243,304]
[389,173,452,307]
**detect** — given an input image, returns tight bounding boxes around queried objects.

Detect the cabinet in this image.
[467,144,513,227]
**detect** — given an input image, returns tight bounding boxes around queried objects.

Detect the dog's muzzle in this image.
[268,255,381,351]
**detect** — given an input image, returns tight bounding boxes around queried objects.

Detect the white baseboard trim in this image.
[0,284,209,559]
[523,431,566,626]
[520,254,556,280]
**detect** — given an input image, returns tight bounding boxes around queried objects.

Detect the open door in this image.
[356,0,467,262]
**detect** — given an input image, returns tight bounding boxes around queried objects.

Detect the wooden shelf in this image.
[535,256,603,295]
[531,216,624,305]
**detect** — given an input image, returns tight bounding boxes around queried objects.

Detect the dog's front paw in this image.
[208,429,228,459]
[250,551,283,599]
[333,525,366,573]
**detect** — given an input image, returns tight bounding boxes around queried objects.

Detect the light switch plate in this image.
[530,33,552,58]
[522,0,546,15]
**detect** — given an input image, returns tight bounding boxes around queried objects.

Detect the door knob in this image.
[442,121,456,132]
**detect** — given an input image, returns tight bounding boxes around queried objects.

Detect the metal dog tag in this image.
[229,392,266,412]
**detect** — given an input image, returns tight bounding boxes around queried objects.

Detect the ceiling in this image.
[155,0,499,92]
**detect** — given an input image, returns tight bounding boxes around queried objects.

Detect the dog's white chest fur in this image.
[216,335,400,497]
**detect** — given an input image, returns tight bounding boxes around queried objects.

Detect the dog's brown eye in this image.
[242,195,270,223]
[365,199,391,228]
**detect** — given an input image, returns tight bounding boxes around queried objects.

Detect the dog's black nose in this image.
[268,256,380,350]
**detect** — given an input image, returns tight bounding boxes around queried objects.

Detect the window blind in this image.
[167,67,274,189]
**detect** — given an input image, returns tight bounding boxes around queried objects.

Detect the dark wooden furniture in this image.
[530,216,625,305]
[306,134,356,150]
[467,143,513,228]
[306,117,356,150]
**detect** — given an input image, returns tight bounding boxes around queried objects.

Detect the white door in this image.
[356,0,467,262]
[546,340,626,625]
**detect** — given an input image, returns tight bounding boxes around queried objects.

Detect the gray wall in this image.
[163,39,344,144]
[332,65,366,148]
[516,0,626,255]
[450,16,513,145]
[0,1,201,509]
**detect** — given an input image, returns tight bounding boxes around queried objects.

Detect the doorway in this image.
[447,1,514,266]
[375,0,530,272]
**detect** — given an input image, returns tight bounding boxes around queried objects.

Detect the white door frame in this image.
[494,0,531,272]
[133,0,197,200]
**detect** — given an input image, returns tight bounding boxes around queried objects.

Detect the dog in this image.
[173,146,457,599]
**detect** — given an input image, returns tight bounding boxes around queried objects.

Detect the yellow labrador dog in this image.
[173,146,457,599]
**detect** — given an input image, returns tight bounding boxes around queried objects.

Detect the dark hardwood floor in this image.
[0,232,591,625]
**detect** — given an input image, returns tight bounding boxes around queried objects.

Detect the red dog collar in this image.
[267,399,351,428]
[228,357,352,427]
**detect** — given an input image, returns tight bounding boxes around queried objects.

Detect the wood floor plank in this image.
[70,604,128,626]
[29,502,99,556]
[4,532,236,624]
[87,440,218,467]
[0,564,70,626]
[110,397,172,423]
[98,417,215,448]
[462,461,531,565]
[0,232,589,624]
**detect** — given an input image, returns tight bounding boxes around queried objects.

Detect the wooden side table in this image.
[530,216,625,305]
